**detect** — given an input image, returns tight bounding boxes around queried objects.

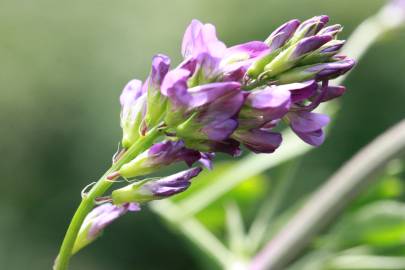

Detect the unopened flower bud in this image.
[120,80,147,148]
[299,39,346,65]
[112,167,202,204]
[118,140,201,178]
[232,129,282,153]
[265,19,300,51]
[275,57,355,83]
[318,24,343,37]
[73,203,140,254]
[262,34,332,78]
[145,54,171,128]
[289,15,329,44]
[247,20,300,79]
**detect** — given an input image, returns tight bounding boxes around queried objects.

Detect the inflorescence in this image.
[74,15,355,251]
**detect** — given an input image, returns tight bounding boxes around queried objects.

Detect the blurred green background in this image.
[1,0,405,269]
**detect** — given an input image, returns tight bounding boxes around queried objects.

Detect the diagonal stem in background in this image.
[150,200,235,268]
[249,119,405,270]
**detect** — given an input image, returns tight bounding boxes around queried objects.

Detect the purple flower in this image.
[120,80,147,148]
[112,167,202,204]
[232,129,282,153]
[287,111,330,146]
[73,202,140,253]
[181,19,269,84]
[118,140,201,178]
[160,66,244,143]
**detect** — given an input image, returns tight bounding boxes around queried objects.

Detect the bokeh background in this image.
[1,0,405,269]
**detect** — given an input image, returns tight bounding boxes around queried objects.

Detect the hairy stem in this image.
[249,119,405,270]
[54,128,160,270]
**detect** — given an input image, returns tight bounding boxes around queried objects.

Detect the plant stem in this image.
[249,119,405,270]
[150,200,235,268]
[247,160,301,253]
[54,128,160,270]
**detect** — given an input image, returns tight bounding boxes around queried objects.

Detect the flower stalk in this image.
[53,128,161,270]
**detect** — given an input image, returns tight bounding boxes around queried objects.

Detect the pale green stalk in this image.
[249,119,405,270]
[150,200,235,268]
[54,128,160,270]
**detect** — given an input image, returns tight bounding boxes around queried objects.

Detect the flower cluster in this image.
[74,15,354,250]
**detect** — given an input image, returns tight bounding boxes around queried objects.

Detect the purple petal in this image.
[244,85,291,121]
[181,19,226,59]
[226,41,269,58]
[188,81,241,108]
[321,85,346,102]
[148,140,201,167]
[296,15,329,37]
[202,118,238,141]
[160,68,191,107]
[291,35,332,59]
[318,24,343,37]
[288,111,330,133]
[222,66,246,82]
[198,90,244,124]
[207,138,241,156]
[294,129,325,146]
[261,119,280,130]
[177,57,198,74]
[277,80,318,103]
[86,203,140,238]
[120,79,143,107]
[127,203,142,212]
[233,129,282,154]
[199,152,215,170]
[145,167,202,197]
[149,54,171,88]
[319,40,345,54]
[120,79,147,139]
[266,19,300,50]
[182,20,204,58]
[308,58,356,80]
[195,52,223,79]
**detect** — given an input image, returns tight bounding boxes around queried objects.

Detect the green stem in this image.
[249,120,405,270]
[53,128,160,270]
